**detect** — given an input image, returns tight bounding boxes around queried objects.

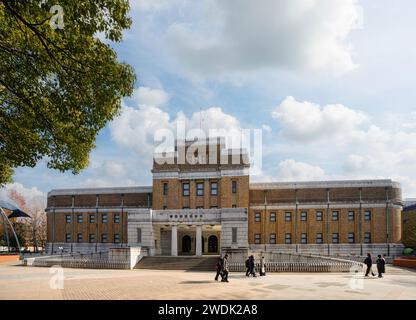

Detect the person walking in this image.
[215,256,223,281]
[364,253,376,277]
[259,256,266,276]
[248,255,256,277]
[376,254,386,278]
[245,256,250,277]
[221,254,229,282]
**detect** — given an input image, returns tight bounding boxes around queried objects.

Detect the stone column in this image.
[171,225,178,256]
[196,225,202,256]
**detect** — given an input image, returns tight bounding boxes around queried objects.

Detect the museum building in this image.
[46,138,404,257]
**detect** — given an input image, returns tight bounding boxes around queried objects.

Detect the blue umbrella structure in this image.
[0,197,31,256]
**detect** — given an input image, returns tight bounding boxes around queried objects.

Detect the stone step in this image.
[135,256,220,271]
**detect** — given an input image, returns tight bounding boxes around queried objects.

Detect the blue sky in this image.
[6,0,416,202]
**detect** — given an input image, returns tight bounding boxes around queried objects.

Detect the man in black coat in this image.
[364,253,376,277]
[376,254,386,278]
[215,257,223,281]
[248,255,256,277]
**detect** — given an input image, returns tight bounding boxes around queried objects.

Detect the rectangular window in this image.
[210,206,218,209]
[316,233,323,244]
[101,233,107,243]
[77,233,83,243]
[301,233,307,244]
[114,234,120,243]
[196,182,204,196]
[196,206,204,209]
[255,212,261,222]
[232,204,237,208]
[66,215,71,224]
[270,233,276,244]
[114,214,120,224]
[102,213,107,224]
[285,233,291,244]
[210,182,218,196]
[316,211,323,221]
[89,214,95,224]
[232,227,237,244]
[285,212,291,222]
[301,211,307,221]
[348,232,355,244]
[254,233,261,244]
[77,214,83,224]
[348,211,355,221]
[232,181,237,194]
[182,206,190,209]
[332,233,339,244]
[137,228,142,243]
[163,182,168,196]
[270,212,276,222]
[364,232,371,243]
[182,183,190,196]
[364,210,371,221]
[163,205,167,210]
[89,234,95,243]
[332,211,339,221]
[65,233,71,242]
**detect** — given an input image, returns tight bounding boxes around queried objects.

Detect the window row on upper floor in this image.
[65,213,121,224]
[253,210,372,222]
[162,180,238,197]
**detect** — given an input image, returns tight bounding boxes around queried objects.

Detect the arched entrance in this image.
[208,235,218,253]
[182,235,191,253]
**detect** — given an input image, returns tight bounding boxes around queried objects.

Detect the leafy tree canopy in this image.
[0,0,136,185]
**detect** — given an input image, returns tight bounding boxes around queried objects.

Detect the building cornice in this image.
[48,186,152,197]
[249,179,401,190]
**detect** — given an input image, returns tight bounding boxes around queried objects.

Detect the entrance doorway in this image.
[182,235,191,253]
[208,235,218,253]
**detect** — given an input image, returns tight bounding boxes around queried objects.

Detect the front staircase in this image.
[134,255,219,271]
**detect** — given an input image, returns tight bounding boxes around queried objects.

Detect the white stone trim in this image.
[220,168,249,177]
[48,186,152,197]
[249,179,400,190]
[152,171,179,179]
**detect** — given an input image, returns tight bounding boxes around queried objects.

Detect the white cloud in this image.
[270,96,416,197]
[165,0,360,79]
[272,96,368,142]
[276,159,328,181]
[110,87,244,154]
[133,86,169,107]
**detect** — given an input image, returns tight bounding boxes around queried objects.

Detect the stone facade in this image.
[45,138,404,256]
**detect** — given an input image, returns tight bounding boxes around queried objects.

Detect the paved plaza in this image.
[1,261,416,300]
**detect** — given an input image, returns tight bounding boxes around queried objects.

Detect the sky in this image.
[6,0,416,203]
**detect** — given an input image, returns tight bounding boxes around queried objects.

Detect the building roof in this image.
[48,186,152,197]
[249,179,401,190]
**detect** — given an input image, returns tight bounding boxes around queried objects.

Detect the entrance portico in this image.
[128,208,249,257]
[168,224,221,256]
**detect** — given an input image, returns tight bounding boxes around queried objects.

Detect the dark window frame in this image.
[301,211,307,221]
[255,212,261,222]
[254,233,261,244]
[232,181,237,194]
[210,182,218,196]
[196,182,204,196]
[270,212,276,222]
[316,211,323,221]
[301,233,307,244]
[182,182,190,196]
[270,233,276,244]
